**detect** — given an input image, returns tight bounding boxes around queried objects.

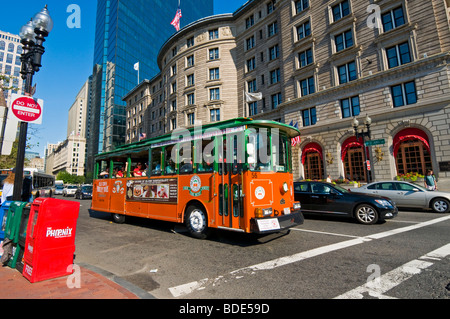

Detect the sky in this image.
[0,0,249,158]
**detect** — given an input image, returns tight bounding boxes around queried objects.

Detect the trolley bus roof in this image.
[95,118,301,160]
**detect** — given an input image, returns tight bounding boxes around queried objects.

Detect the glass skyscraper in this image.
[89,0,214,167]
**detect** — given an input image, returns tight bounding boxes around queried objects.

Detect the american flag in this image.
[171,8,182,32]
[139,133,147,141]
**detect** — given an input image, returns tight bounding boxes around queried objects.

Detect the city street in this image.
[67,195,450,299]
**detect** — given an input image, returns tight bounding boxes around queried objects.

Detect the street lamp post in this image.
[13,5,53,201]
[352,115,373,183]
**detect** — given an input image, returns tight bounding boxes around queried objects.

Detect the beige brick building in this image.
[124,0,450,183]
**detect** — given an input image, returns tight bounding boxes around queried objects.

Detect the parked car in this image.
[356,181,450,213]
[75,185,93,200]
[63,185,78,197]
[293,181,398,224]
[54,184,64,195]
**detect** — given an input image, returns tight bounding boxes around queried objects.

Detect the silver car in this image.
[356,181,450,213]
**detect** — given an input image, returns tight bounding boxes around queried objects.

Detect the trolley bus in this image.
[91,118,303,238]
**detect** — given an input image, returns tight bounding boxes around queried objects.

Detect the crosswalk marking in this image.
[169,215,450,298]
[334,243,450,299]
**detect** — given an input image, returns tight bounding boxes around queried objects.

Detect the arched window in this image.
[8,43,14,53]
[302,143,324,180]
[342,136,366,182]
[393,128,431,175]
[0,41,5,50]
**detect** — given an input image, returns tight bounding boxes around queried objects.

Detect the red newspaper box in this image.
[22,198,80,283]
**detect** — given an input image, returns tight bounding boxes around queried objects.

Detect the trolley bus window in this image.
[247,128,271,172]
[180,141,193,174]
[198,139,214,173]
[272,133,289,172]
[151,148,162,176]
[164,145,176,175]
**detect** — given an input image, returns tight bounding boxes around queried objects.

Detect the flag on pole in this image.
[139,133,147,141]
[245,92,263,102]
[134,62,139,71]
[171,8,182,32]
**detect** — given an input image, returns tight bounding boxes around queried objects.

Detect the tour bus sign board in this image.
[10,94,44,125]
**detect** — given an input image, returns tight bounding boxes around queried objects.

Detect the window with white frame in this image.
[298,48,313,68]
[271,92,282,109]
[187,112,195,126]
[391,81,417,107]
[381,6,405,33]
[295,0,309,15]
[209,67,219,80]
[187,73,195,86]
[337,61,357,84]
[269,44,279,60]
[209,29,219,40]
[332,0,350,22]
[386,42,411,69]
[247,57,256,72]
[270,68,281,85]
[187,93,195,105]
[210,108,220,122]
[296,20,311,41]
[209,88,220,100]
[267,21,278,37]
[299,76,315,96]
[334,29,353,52]
[246,36,255,50]
[209,48,219,60]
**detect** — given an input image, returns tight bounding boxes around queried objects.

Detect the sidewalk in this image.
[0,263,154,299]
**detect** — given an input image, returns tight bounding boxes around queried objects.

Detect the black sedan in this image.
[75,185,93,200]
[294,181,398,224]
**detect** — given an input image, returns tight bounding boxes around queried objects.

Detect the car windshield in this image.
[408,182,428,192]
[56,185,64,189]
[82,186,92,191]
[68,186,77,189]
[332,184,351,194]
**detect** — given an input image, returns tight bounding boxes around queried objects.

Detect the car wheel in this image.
[112,213,126,224]
[355,204,379,225]
[431,198,450,213]
[184,204,210,239]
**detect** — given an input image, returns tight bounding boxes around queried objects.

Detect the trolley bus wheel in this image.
[185,204,210,239]
[112,213,126,224]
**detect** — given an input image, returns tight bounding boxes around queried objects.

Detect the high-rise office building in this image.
[88,0,214,172]
[0,30,24,106]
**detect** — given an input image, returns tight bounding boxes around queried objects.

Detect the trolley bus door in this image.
[218,134,244,231]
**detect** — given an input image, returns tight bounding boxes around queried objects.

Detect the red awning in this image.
[393,128,430,157]
[341,136,364,161]
[301,142,323,164]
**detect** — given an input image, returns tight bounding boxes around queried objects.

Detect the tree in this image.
[56,170,85,184]
[0,139,30,169]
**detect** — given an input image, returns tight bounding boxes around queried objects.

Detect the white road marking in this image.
[169,215,450,298]
[334,243,450,299]
[290,228,363,239]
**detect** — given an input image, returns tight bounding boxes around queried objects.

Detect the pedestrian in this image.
[326,174,332,183]
[1,168,15,204]
[424,169,438,191]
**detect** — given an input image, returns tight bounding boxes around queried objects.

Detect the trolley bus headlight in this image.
[281,182,289,194]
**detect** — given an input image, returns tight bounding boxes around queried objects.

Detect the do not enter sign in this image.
[10,94,44,125]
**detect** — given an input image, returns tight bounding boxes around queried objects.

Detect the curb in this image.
[78,262,156,299]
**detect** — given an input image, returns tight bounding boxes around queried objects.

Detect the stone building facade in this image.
[124,0,450,183]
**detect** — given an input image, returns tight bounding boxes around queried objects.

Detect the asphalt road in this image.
[68,195,450,300]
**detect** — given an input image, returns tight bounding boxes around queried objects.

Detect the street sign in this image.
[365,139,385,146]
[10,94,43,125]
